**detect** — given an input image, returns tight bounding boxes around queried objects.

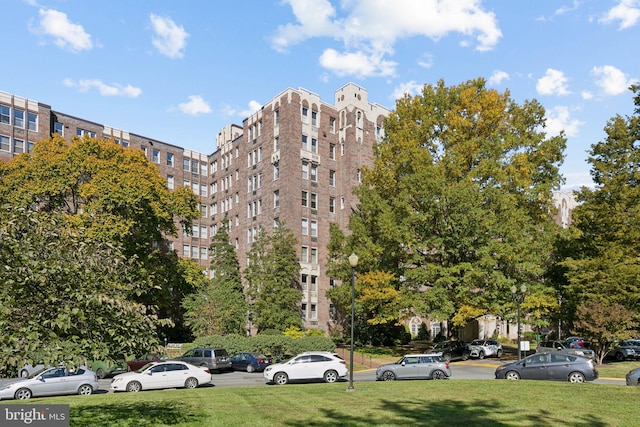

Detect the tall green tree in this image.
[245,225,302,332]
[183,222,247,336]
[341,78,565,334]
[561,85,640,340]
[0,207,166,372]
[0,135,202,345]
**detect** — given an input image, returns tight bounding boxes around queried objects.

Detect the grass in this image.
[2,379,636,426]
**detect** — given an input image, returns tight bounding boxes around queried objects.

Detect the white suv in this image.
[263,351,348,385]
[469,339,503,359]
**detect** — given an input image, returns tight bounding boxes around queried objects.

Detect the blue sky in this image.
[3,1,639,190]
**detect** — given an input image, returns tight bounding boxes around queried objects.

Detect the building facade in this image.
[0,84,390,332]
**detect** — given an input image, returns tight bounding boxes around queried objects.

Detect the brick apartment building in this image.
[0,83,390,332]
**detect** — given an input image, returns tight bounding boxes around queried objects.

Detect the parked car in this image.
[230,352,272,373]
[469,339,503,359]
[609,340,640,362]
[625,367,640,386]
[18,362,47,378]
[110,361,211,393]
[0,366,99,400]
[376,354,450,381]
[495,352,598,382]
[88,359,128,379]
[174,348,232,373]
[537,340,595,359]
[263,351,348,385]
[565,336,591,349]
[125,353,168,371]
[431,340,469,362]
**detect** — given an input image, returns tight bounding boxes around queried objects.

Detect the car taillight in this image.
[339,360,346,364]
[257,358,264,363]
[204,369,210,374]
[445,363,450,370]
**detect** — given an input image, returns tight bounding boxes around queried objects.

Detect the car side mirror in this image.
[401,361,405,366]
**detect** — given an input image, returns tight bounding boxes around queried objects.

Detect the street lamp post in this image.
[347,253,358,392]
[511,284,527,361]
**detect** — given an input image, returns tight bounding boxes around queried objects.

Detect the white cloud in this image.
[545,106,584,137]
[488,70,509,86]
[178,96,211,116]
[32,8,92,52]
[391,81,423,100]
[592,65,637,95]
[555,0,582,16]
[319,48,396,78]
[536,69,571,96]
[272,0,501,77]
[417,53,434,69]
[149,14,189,59]
[223,100,262,118]
[581,91,593,100]
[599,0,640,29]
[63,78,141,97]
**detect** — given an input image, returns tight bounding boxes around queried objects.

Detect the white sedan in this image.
[110,361,211,392]
[263,351,348,385]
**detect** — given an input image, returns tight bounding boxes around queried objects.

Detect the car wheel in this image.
[381,371,396,381]
[505,371,520,380]
[496,349,503,358]
[274,372,288,385]
[615,352,625,362]
[78,384,93,395]
[126,381,142,392]
[95,368,105,379]
[247,364,255,373]
[478,351,485,360]
[20,370,29,378]
[462,352,469,361]
[323,370,338,383]
[432,369,447,380]
[184,377,199,389]
[442,353,452,363]
[568,372,585,383]
[15,388,32,400]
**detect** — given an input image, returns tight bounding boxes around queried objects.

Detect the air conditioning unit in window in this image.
[271,151,280,163]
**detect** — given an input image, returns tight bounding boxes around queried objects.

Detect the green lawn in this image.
[2,379,636,426]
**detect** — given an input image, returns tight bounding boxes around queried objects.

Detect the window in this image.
[13,138,24,154]
[27,141,34,152]
[310,192,317,209]
[274,109,279,125]
[200,205,207,217]
[311,138,317,154]
[200,247,207,260]
[329,170,336,187]
[301,191,308,207]
[0,135,9,151]
[191,160,199,174]
[302,106,309,123]
[357,169,361,183]
[311,110,317,127]
[183,158,190,171]
[273,162,280,180]
[76,128,96,138]
[310,275,317,291]
[329,144,335,160]
[340,197,345,210]
[301,274,308,290]
[301,303,307,320]
[302,134,308,151]
[302,161,309,180]
[167,152,174,167]
[200,184,207,197]
[274,190,280,208]
[27,112,38,131]
[329,117,336,133]
[310,304,317,320]
[274,136,279,151]
[310,247,318,264]
[153,149,160,164]
[301,246,308,263]
[329,197,335,213]
[310,164,318,182]
[310,220,318,237]
[167,175,174,189]
[0,105,9,124]
[53,122,64,135]
[302,218,309,235]
[13,109,24,128]
[141,146,148,156]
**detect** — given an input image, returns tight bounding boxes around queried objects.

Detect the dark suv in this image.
[174,348,232,372]
[431,340,470,362]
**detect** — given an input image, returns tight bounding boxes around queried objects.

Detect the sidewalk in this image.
[335,348,385,368]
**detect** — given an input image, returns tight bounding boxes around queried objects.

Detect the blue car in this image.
[230,352,272,373]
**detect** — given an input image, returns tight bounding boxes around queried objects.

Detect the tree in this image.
[0,135,202,346]
[561,85,640,340]
[245,225,302,332]
[342,78,566,334]
[183,222,247,337]
[0,206,166,372]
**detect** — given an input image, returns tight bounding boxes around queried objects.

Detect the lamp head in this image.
[348,253,359,267]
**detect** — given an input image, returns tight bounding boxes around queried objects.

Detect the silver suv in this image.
[174,347,232,372]
[537,341,594,359]
[469,339,503,359]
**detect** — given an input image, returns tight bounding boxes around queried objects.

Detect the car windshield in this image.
[28,367,49,379]
[432,342,447,350]
[470,340,484,346]
[136,363,155,373]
